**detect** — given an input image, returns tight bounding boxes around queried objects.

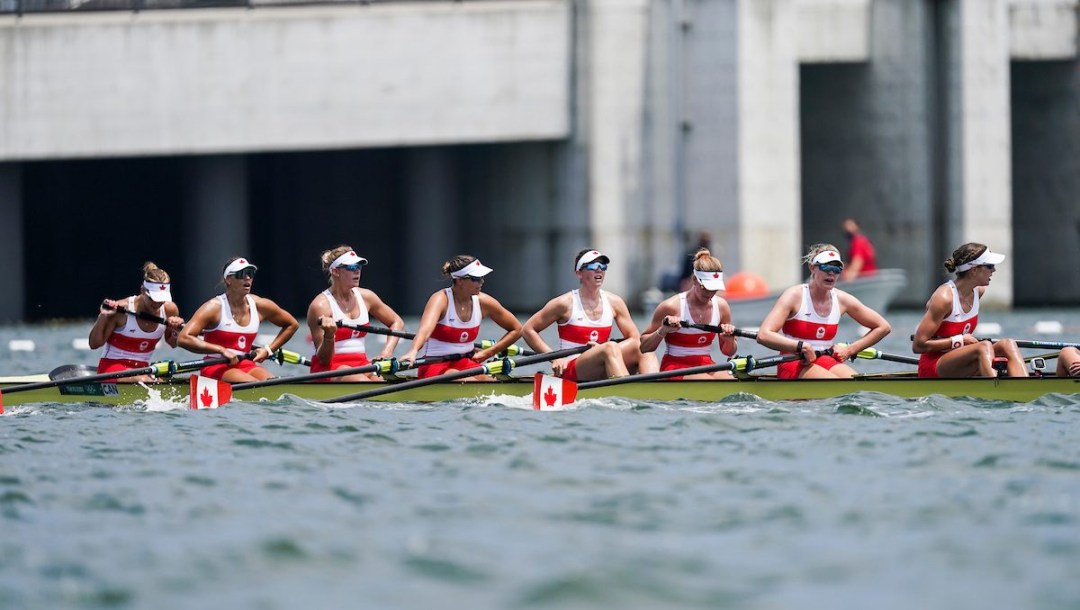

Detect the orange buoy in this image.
[725,272,769,299]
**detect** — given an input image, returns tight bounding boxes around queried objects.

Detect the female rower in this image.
[398,255,522,380]
[522,249,658,381]
[178,257,300,382]
[88,261,185,382]
[912,243,1027,378]
[757,244,891,379]
[639,248,738,380]
[306,245,405,381]
[1058,347,1080,378]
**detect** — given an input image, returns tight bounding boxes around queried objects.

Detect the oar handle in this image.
[677,320,758,339]
[105,302,169,326]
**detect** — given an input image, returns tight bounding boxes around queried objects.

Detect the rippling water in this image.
[2,310,1080,609]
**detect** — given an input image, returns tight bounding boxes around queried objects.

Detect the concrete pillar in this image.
[0,163,23,323]
[403,149,457,313]
[737,0,802,290]
[184,156,249,299]
[955,0,1013,306]
[584,0,651,298]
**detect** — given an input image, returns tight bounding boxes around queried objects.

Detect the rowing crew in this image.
[91,241,1080,385]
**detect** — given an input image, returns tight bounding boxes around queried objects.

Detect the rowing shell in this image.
[2,374,1078,407]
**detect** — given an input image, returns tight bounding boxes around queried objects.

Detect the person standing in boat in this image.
[757,244,892,379]
[639,248,738,380]
[178,257,299,383]
[398,255,522,381]
[88,261,185,382]
[840,218,878,281]
[522,249,658,381]
[306,245,406,381]
[912,243,1027,378]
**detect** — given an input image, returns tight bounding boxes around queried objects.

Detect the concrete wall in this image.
[0,0,570,160]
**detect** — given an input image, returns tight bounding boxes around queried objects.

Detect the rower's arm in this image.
[522,296,568,354]
[475,295,522,360]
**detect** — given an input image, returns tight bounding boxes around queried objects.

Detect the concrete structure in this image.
[0,0,1077,322]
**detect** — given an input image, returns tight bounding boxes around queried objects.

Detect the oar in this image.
[834,343,920,365]
[322,344,594,403]
[676,320,759,339]
[104,302,312,366]
[909,333,1080,351]
[577,353,799,390]
[0,355,234,395]
[229,354,464,392]
[337,322,535,356]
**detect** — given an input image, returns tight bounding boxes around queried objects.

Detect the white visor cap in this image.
[143,281,173,303]
[955,248,1005,272]
[810,250,844,267]
[694,270,725,291]
[223,258,257,279]
[575,250,611,271]
[330,250,368,269]
[450,259,494,279]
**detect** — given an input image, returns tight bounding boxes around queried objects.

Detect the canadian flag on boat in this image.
[189,375,232,410]
[532,373,578,410]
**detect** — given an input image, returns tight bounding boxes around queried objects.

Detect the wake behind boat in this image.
[2,372,1077,407]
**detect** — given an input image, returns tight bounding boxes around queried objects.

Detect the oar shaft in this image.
[577,354,798,390]
[339,322,536,356]
[230,354,462,390]
[909,334,1080,351]
[678,321,758,340]
[324,344,592,403]
[2,356,230,394]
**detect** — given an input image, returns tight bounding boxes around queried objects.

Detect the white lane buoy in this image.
[8,339,36,352]
[975,322,1002,336]
[71,338,92,350]
[1033,320,1063,335]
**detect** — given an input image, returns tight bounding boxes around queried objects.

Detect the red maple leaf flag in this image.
[189,375,232,410]
[532,373,578,411]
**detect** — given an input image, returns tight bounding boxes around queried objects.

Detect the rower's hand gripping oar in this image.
[337,321,535,357]
[321,344,595,403]
[103,302,312,366]
[531,353,802,410]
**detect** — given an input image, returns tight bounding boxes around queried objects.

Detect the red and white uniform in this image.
[200,294,261,379]
[777,285,843,379]
[96,296,165,372]
[557,290,614,381]
[660,292,718,375]
[311,288,371,373]
[417,289,481,378]
[918,281,979,378]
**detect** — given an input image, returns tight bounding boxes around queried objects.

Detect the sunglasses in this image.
[463,275,485,282]
[581,262,609,271]
[339,263,365,272]
[230,268,257,280]
[816,263,843,275]
[980,264,996,271]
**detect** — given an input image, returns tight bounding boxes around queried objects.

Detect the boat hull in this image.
[2,373,1077,406]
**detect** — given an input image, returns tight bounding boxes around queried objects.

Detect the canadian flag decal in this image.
[532,373,578,410]
[190,375,232,410]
